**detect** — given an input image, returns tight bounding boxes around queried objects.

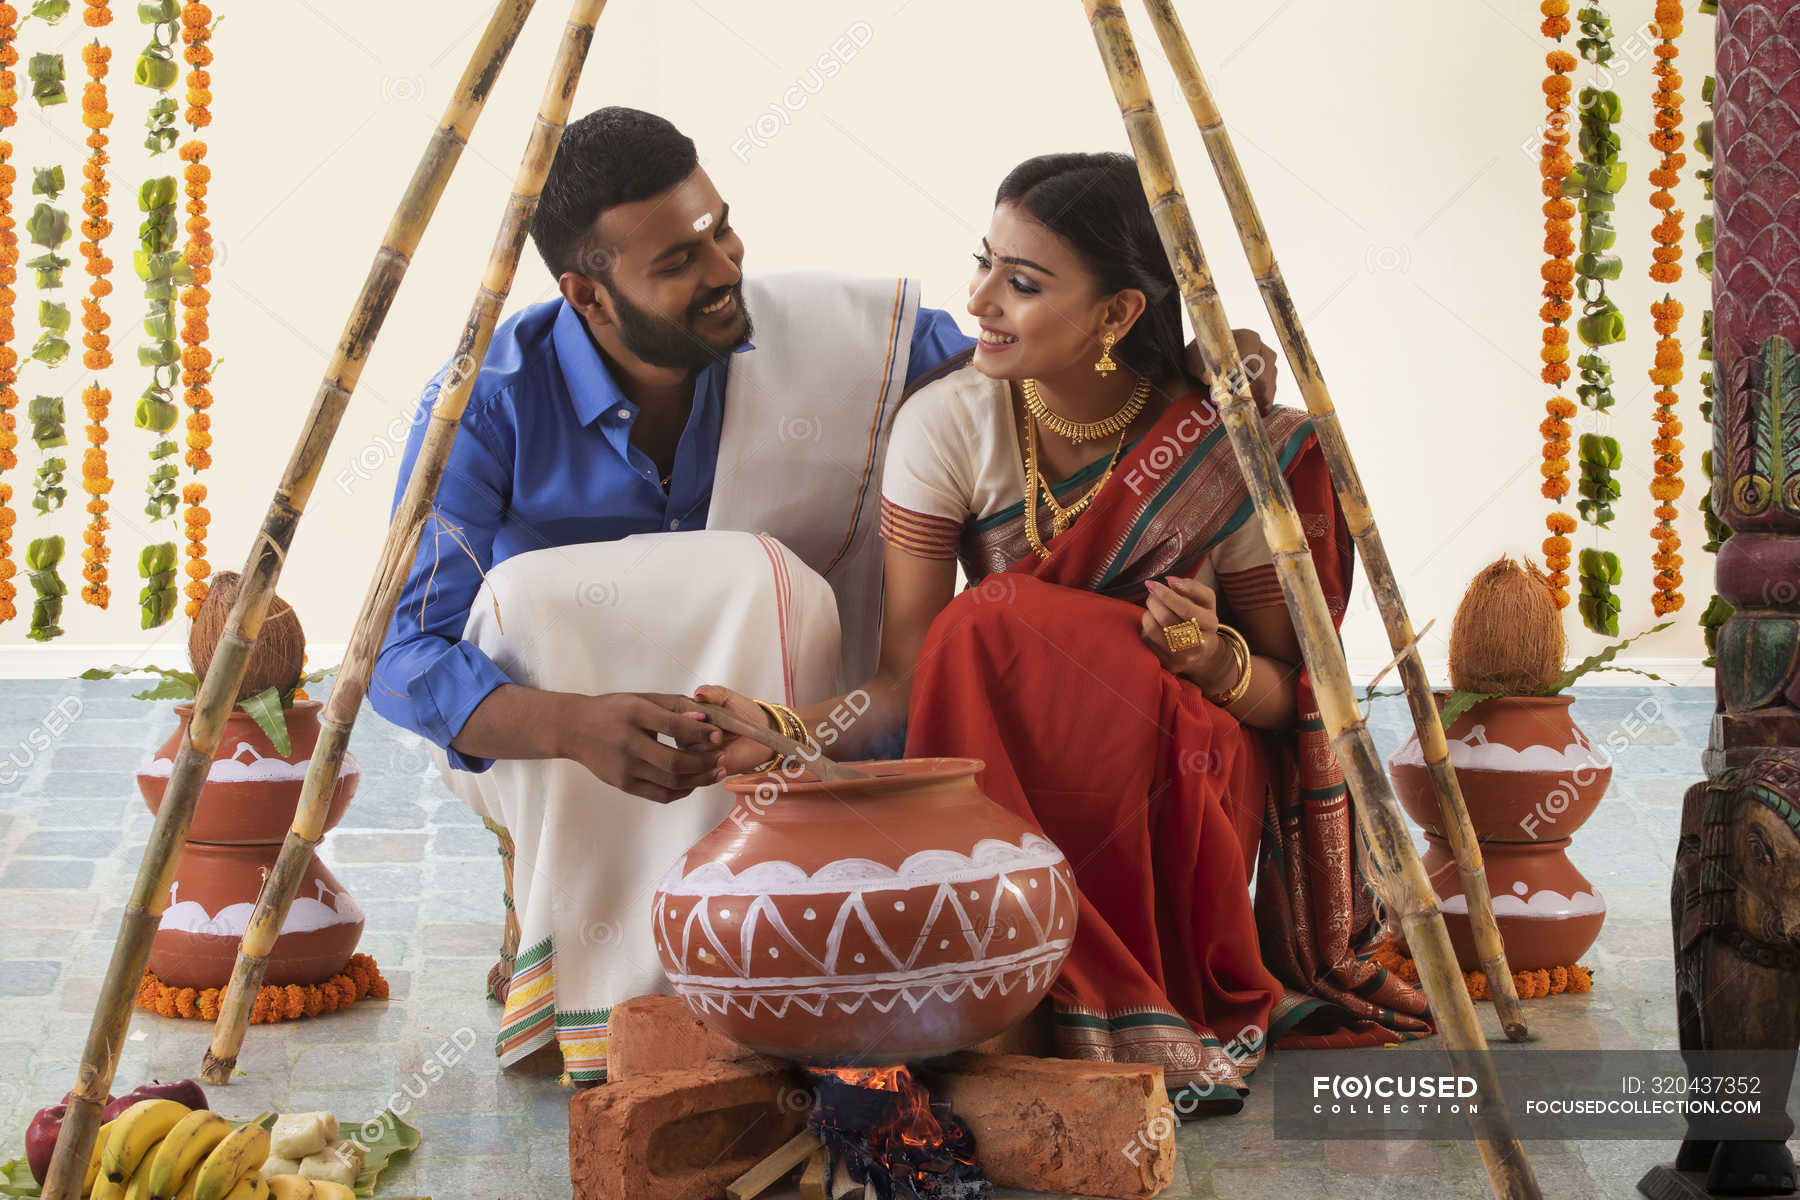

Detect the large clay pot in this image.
[649,758,1076,1065]
[1388,694,1608,972]
[136,702,364,989]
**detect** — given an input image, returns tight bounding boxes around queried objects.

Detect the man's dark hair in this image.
[530,107,698,281]
[995,152,1188,387]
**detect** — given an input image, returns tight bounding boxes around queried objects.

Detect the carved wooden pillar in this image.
[1643,5,1800,1197]
[1705,1,1800,771]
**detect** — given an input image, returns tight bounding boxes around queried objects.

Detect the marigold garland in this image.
[1539,28,1578,608]
[177,0,208,614]
[0,2,15,625]
[136,953,389,1023]
[1644,5,1687,620]
[1371,937,1593,1003]
[77,18,110,608]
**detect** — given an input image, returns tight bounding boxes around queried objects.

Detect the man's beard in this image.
[605,281,753,371]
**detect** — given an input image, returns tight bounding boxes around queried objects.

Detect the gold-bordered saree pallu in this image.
[904,397,1432,1108]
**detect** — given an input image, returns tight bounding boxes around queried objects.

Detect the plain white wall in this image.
[0,0,1716,688]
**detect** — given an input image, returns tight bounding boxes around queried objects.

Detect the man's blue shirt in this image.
[370,294,972,772]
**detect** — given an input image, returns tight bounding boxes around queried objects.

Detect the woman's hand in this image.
[1185,327,1279,414]
[1140,576,1238,692]
[692,684,785,777]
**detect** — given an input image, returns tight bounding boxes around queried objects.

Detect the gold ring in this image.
[1162,617,1205,653]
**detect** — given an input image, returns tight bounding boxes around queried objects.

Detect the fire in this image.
[809,1064,989,1198]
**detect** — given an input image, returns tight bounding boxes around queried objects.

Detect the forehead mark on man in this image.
[649,202,730,266]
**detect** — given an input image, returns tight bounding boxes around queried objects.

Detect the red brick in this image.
[923,1053,1175,1199]
[607,994,760,1080]
[569,1060,810,1200]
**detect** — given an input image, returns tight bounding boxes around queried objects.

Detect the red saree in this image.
[903,395,1432,1104]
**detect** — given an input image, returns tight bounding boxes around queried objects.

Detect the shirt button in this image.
[669,519,682,530]
[616,407,630,420]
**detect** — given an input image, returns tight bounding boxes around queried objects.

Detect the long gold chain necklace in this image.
[1022,374,1150,443]
[1022,414,1131,558]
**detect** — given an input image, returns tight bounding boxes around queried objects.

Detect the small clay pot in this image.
[1390,694,1610,843]
[146,843,365,988]
[1420,835,1606,973]
[137,701,365,990]
[650,758,1076,1065]
[1388,694,1609,972]
[138,701,359,845]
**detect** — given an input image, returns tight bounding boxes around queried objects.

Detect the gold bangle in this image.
[749,700,788,772]
[1203,625,1254,707]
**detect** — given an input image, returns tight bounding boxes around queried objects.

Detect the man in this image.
[370,107,1274,1082]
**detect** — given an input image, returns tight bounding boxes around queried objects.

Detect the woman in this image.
[699,152,1428,1105]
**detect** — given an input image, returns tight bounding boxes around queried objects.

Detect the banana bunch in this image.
[85,1099,272,1200]
[265,1177,355,1200]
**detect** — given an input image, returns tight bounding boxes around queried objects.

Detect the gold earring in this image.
[1094,331,1118,373]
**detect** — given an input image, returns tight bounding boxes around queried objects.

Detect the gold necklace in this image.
[1022,413,1130,558]
[1022,374,1150,444]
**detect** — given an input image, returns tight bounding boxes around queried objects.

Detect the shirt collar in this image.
[552,298,755,428]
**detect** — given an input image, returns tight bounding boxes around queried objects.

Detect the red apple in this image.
[99,1078,208,1124]
[25,1090,112,1185]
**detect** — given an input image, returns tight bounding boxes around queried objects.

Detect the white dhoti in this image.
[433,531,842,1079]
[430,271,921,1080]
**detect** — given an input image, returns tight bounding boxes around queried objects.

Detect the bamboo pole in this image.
[1078,4,1540,1197]
[202,0,609,1085]
[38,4,539,1196]
[1136,0,1527,1042]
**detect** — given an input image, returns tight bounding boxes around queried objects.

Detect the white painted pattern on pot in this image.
[157,878,366,936]
[653,832,1075,1019]
[1438,887,1606,918]
[139,742,361,783]
[1389,722,1603,773]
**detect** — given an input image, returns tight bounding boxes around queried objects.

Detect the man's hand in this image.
[558,692,723,804]
[1184,327,1280,414]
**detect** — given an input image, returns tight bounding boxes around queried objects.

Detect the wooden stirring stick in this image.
[685,700,871,782]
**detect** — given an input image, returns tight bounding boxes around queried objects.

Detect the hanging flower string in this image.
[1570,4,1626,637]
[77,12,111,608]
[0,1,16,624]
[177,0,208,615]
[132,0,180,628]
[1539,14,1578,610]
[1646,2,1686,618]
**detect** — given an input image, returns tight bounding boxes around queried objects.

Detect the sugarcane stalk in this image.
[1079,4,1540,1197]
[1137,0,1527,1043]
[38,3,540,1195]
[202,0,608,1085]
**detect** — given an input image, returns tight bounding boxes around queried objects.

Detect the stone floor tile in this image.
[0,960,62,996]
[0,858,96,888]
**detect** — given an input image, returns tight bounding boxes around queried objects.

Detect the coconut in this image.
[1447,556,1566,695]
[188,571,307,701]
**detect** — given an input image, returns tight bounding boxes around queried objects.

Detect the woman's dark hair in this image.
[995,152,1188,386]
[530,107,698,281]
